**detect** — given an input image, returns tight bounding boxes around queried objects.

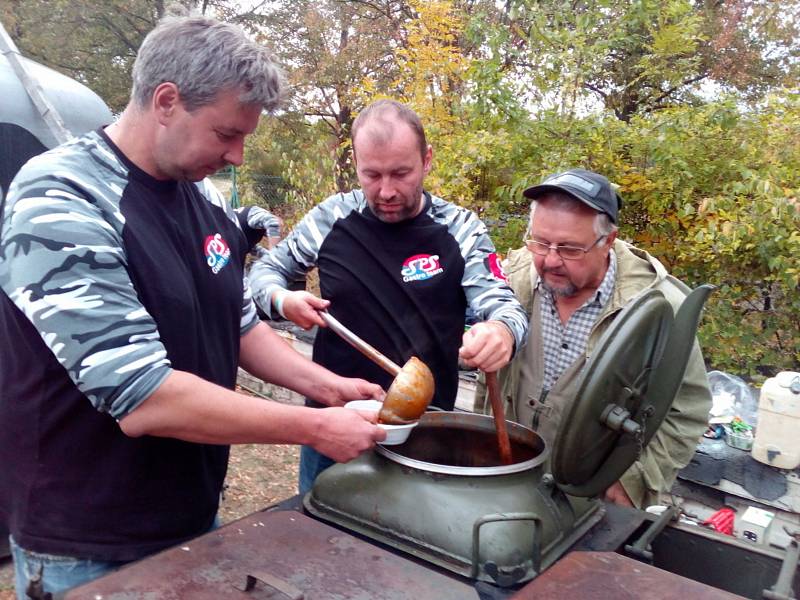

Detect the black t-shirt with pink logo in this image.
[313,196,468,408]
[119,168,249,390]
[0,129,256,560]
[250,190,529,411]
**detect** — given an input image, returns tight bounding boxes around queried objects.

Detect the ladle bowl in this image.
[380,356,434,424]
[318,310,435,425]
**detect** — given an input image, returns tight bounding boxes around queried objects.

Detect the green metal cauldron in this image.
[306,411,602,586]
[306,286,715,588]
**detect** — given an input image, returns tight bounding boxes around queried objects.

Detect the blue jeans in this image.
[10,517,220,599]
[298,445,335,495]
[10,536,128,600]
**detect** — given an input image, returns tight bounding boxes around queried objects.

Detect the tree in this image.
[1,0,165,111]
[494,0,800,121]
[617,94,800,375]
[0,0,268,112]
[251,0,411,194]
[243,0,510,213]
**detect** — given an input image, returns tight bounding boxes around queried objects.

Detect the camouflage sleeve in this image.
[242,205,281,238]
[248,191,361,318]
[196,179,258,334]
[0,156,172,420]
[430,197,529,354]
[240,276,259,335]
[264,215,281,239]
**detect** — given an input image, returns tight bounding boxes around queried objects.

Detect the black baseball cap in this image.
[523,168,623,224]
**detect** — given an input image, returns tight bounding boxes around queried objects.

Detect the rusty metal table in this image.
[65,509,480,599]
[511,551,745,599]
[64,497,650,599]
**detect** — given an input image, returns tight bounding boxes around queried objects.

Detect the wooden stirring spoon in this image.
[318,310,434,425]
[485,371,513,465]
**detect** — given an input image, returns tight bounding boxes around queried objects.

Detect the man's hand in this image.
[310,406,386,462]
[458,320,514,372]
[275,290,329,329]
[603,481,635,507]
[315,376,385,408]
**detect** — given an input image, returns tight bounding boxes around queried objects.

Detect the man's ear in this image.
[152,82,181,124]
[422,144,433,175]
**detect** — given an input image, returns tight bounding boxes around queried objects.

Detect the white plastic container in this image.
[736,506,775,544]
[751,371,800,469]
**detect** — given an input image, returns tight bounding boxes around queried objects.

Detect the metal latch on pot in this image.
[600,404,642,437]
[233,571,304,600]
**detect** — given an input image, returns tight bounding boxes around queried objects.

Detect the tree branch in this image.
[648,73,708,107]
[97,14,140,54]
[583,82,609,101]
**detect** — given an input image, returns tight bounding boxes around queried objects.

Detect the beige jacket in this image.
[476,240,711,508]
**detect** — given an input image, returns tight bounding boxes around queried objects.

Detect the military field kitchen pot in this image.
[306,286,714,587]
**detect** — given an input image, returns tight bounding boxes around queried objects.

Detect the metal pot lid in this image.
[550,288,674,497]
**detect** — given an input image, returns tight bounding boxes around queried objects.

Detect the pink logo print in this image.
[485,252,507,282]
[401,254,444,283]
[204,233,231,274]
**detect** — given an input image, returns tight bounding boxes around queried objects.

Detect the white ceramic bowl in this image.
[344,399,418,445]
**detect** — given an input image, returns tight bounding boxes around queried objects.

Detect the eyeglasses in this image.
[524,235,607,260]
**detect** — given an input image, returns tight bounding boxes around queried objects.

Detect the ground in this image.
[220,442,300,523]
[0,385,300,599]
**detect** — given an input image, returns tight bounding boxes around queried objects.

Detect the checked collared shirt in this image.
[539,252,617,390]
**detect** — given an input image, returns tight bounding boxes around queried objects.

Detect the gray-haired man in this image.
[0,15,385,598]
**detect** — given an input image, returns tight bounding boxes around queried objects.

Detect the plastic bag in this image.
[707,370,758,427]
[702,507,735,535]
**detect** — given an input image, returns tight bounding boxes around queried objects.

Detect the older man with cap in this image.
[477,168,711,508]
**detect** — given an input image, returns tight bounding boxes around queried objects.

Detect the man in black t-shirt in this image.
[250,100,529,493]
[0,15,387,598]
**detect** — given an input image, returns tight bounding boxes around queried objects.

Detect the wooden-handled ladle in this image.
[485,371,513,465]
[319,310,435,425]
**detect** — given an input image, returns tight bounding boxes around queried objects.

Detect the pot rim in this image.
[375,411,549,476]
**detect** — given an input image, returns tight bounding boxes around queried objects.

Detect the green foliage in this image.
[250,1,411,192]
[1,0,160,111]
[499,0,800,120]
[0,0,272,112]
[240,115,341,226]
[626,95,800,377]
[239,0,800,376]
[492,92,800,377]
[6,0,799,376]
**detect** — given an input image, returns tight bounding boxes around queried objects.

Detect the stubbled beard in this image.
[369,183,424,223]
[541,275,577,298]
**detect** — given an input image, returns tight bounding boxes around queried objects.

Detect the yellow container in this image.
[751,371,800,469]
